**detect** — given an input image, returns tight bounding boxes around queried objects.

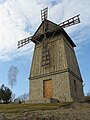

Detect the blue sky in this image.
[0,0,90,98]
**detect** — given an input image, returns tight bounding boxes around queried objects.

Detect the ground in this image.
[0,102,90,120]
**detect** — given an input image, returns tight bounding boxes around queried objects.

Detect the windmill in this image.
[18,7,84,103]
[18,8,80,67]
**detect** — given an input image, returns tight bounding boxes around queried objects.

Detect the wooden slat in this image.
[18,36,32,48]
[41,7,48,21]
[41,41,50,66]
[43,80,52,98]
[59,14,80,28]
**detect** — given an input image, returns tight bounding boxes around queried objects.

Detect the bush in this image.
[0,84,12,103]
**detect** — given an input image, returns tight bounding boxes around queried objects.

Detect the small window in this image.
[74,79,77,91]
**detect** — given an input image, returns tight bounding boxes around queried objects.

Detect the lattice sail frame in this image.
[41,7,50,66]
[59,14,80,28]
[17,7,81,63]
[41,7,48,22]
[18,36,32,49]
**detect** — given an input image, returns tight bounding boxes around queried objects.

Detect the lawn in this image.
[0,102,68,113]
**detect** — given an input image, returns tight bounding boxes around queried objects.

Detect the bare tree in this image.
[22,93,29,101]
[8,65,18,89]
[87,89,90,96]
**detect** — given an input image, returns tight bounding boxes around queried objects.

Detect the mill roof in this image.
[32,20,76,47]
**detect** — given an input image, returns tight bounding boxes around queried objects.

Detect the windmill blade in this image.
[33,14,80,40]
[41,7,48,22]
[18,36,32,49]
[59,14,80,28]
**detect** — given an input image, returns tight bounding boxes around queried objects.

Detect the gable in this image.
[33,20,58,37]
[32,20,76,47]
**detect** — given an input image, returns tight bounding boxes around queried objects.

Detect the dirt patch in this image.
[0,102,90,120]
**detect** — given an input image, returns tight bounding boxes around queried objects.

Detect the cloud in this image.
[0,0,90,61]
[0,0,6,4]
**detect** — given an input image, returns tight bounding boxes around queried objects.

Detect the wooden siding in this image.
[30,35,68,78]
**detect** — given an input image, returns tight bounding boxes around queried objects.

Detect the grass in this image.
[0,102,71,113]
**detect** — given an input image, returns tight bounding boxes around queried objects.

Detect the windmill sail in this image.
[18,36,32,48]
[17,9,80,49]
[59,14,80,28]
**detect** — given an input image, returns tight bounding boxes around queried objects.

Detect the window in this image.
[41,44,50,66]
[74,79,77,91]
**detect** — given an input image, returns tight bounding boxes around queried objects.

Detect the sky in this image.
[0,0,90,98]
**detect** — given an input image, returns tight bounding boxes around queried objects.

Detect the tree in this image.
[8,65,18,89]
[11,93,15,102]
[0,84,12,103]
[14,93,29,103]
[87,89,90,96]
[22,93,29,101]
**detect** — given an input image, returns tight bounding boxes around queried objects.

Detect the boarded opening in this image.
[43,79,52,98]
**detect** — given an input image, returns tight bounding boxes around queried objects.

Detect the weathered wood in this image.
[43,80,52,98]
[29,20,84,103]
[59,14,80,28]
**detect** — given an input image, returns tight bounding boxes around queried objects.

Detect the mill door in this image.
[43,79,52,98]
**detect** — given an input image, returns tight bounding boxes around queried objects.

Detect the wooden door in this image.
[43,80,52,98]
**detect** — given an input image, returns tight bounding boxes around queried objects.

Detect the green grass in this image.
[0,102,70,113]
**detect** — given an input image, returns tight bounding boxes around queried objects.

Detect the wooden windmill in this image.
[18,7,84,103]
[18,7,80,50]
